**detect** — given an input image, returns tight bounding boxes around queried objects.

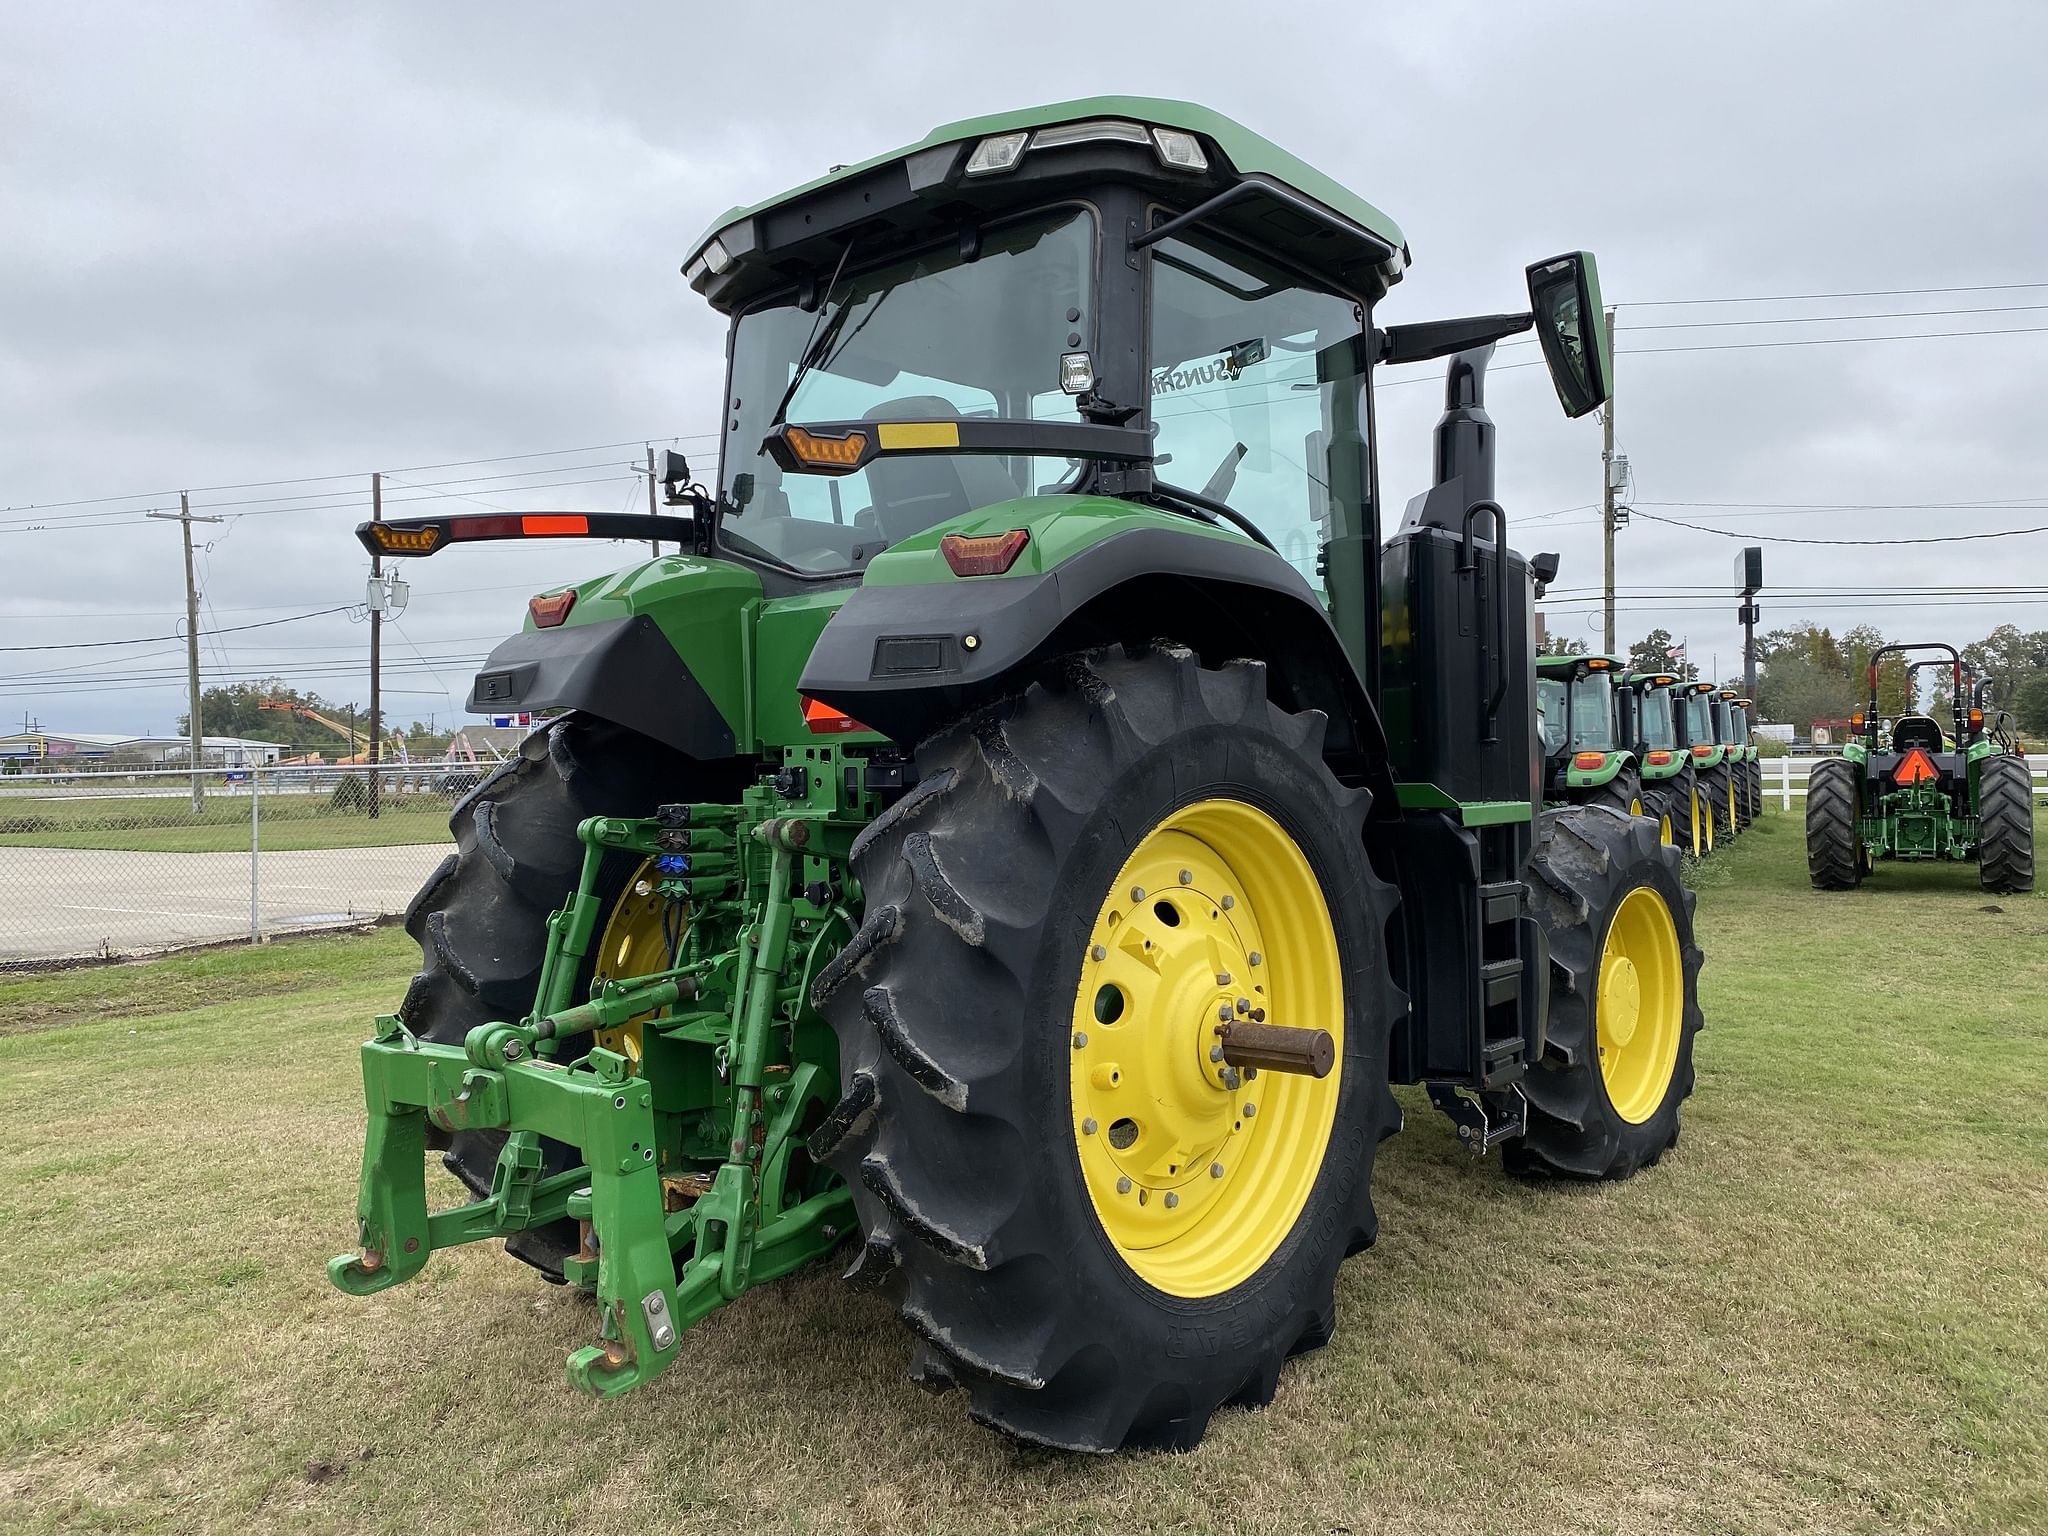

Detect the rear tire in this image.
[1509,807,1703,1180]
[1978,754,2036,894]
[814,644,1403,1451]
[1586,763,1644,819]
[1640,777,1683,848]
[1700,765,1737,839]
[396,714,734,1275]
[1805,756,1864,890]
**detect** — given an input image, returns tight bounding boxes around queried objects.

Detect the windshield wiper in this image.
[764,240,858,435]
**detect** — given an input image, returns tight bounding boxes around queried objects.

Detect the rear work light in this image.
[528,591,575,628]
[800,695,872,735]
[1572,752,1608,771]
[940,529,1029,576]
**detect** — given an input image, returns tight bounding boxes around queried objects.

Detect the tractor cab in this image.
[1674,682,1723,770]
[1534,654,1634,806]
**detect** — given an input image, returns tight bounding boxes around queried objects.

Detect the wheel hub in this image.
[1071,799,1342,1298]
[1594,885,1684,1123]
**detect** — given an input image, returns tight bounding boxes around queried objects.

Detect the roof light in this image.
[1030,118,1150,151]
[1059,351,1095,395]
[1572,752,1607,771]
[1586,657,1611,670]
[964,131,1028,175]
[1654,674,1675,686]
[801,695,872,735]
[940,529,1030,577]
[1149,127,1208,171]
[701,236,733,275]
[529,591,576,629]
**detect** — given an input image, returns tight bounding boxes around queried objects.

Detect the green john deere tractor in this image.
[1807,643,2035,893]
[1621,669,1695,850]
[1674,681,1738,844]
[1536,654,1642,815]
[332,98,1705,1452]
[1713,690,1758,829]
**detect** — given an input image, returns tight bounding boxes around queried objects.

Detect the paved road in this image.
[1,843,448,963]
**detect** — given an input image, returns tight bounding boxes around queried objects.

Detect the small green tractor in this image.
[1674,680,1739,844]
[1807,643,2034,892]
[1535,653,1642,814]
[332,98,1705,1451]
[1621,669,1698,851]
[1714,690,1759,829]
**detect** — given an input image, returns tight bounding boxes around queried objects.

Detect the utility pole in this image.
[147,494,224,814]
[645,444,661,557]
[1600,307,1617,656]
[368,471,383,819]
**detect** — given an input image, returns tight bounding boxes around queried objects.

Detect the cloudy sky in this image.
[4,1,2045,739]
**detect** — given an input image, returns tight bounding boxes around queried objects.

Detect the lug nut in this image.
[1082,1117,1098,1135]
[1243,1103,1257,1118]
[1131,885,1146,902]
[1209,1045,1225,1062]
[1091,945,1107,961]
[1244,1067,1258,1081]
[1248,951,1262,966]
[1210,1162,1225,1179]
[1221,895,1234,910]
[1218,1004,1233,1022]
[1215,971,1232,986]
[1178,869,1193,885]
[1164,1192,1180,1209]
[1072,1031,1088,1049]
[1221,1067,1241,1090]
[633,879,653,897]
[1236,997,1252,1014]
[1116,1176,1132,1195]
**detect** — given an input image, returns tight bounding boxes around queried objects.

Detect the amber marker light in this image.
[940,529,1030,576]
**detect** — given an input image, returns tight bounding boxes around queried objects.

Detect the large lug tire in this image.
[1978,754,2037,894]
[1683,766,1715,857]
[1700,765,1737,839]
[1805,756,1864,890]
[1747,760,1765,820]
[812,644,1403,1452]
[1640,778,1682,848]
[396,713,733,1276]
[1508,806,1703,1181]
[1734,761,1756,827]
[1586,763,1644,819]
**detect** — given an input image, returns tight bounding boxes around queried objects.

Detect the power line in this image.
[1619,302,2048,331]
[1629,508,2048,546]
[0,605,353,653]
[1620,280,2048,307]
[1626,323,2048,355]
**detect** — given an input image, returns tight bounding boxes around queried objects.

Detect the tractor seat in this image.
[860,397,1023,542]
[1891,714,1944,754]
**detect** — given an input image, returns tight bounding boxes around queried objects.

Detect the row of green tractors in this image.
[1536,655,1759,856]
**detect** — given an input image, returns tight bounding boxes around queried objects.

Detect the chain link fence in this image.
[0,763,473,969]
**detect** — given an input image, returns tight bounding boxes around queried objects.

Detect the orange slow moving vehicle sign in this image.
[1894,748,1939,786]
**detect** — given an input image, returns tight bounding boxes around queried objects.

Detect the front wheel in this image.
[1586,763,1644,819]
[814,645,1404,1451]
[1509,807,1704,1180]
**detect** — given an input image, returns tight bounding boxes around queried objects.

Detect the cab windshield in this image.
[718,208,1094,575]
[1536,678,1567,755]
[1639,689,1678,750]
[1685,694,1713,744]
[1730,709,1750,746]
[1570,674,1616,750]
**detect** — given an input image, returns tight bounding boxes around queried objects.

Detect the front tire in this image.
[1978,754,2036,894]
[1805,756,1864,890]
[1586,762,1644,819]
[813,645,1403,1451]
[1509,807,1703,1180]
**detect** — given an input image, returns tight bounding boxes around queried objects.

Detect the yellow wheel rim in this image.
[1690,787,1712,855]
[1070,798,1341,1299]
[1630,796,1644,817]
[1658,813,1673,846]
[589,857,684,1070]
[1595,886,1684,1123]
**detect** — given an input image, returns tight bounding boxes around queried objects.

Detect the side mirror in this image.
[1525,251,1612,419]
[1530,551,1561,596]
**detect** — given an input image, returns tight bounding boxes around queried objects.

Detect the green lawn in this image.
[0,791,452,852]
[2,809,2043,1534]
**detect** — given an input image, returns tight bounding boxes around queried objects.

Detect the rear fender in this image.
[798,519,1398,811]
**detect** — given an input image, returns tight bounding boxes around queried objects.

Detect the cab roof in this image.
[682,96,1408,311]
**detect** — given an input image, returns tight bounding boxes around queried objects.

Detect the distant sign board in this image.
[489,713,534,729]
[1735,546,1763,595]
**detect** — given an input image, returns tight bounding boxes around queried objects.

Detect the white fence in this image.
[0,763,468,968]
[1760,755,2048,810]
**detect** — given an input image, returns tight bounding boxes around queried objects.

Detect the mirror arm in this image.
[1375,312,1534,368]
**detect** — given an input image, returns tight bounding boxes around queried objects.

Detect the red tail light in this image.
[1572,752,1607,771]
[801,695,872,735]
[940,529,1029,576]
[1692,745,1712,758]
[1647,750,1674,766]
[528,591,576,628]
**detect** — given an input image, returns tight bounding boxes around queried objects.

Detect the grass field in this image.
[3,809,2043,1534]
[0,792,452,853]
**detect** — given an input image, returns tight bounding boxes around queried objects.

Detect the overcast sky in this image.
[5,1,2045,739]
